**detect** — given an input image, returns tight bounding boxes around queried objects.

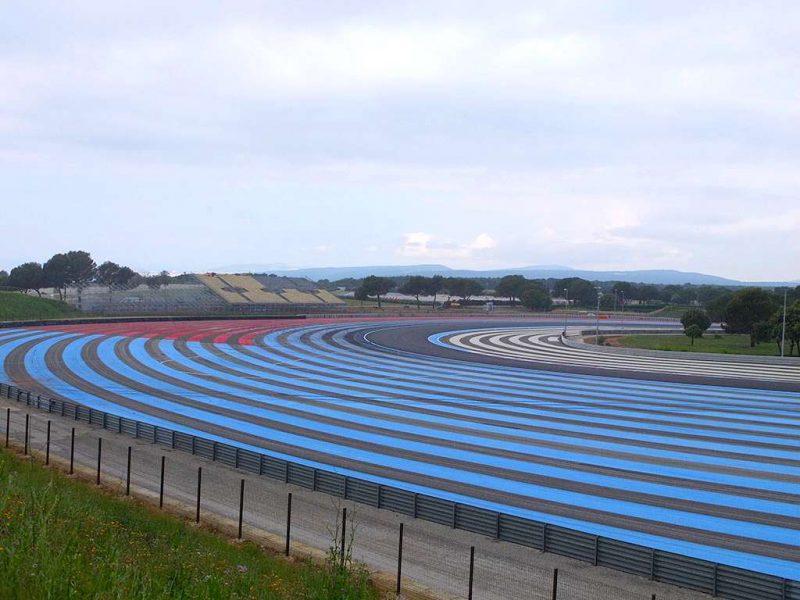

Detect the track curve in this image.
[426,328,800,385]
[1,318,799,580]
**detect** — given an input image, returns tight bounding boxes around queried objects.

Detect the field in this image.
[0,448,375,600]
[0,291,79,321]
[610,333,784,356]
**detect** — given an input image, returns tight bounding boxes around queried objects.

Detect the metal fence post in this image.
[96,438,102,485]
[396,523,404,595]
[238,479,245,540]
[551,568,559,600]
[4,407,9,448]
[468,546,475,600]
[340,507,347,568]
[24,414,29,455]
[195,467,202,523]
[69,427,75,474]
[45,420,51,465]
[159,455,165,508]
[126,446,131,496]
[712,564,718,597]
[285,492,292,556]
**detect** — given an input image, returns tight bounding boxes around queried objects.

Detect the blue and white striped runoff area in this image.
[1,319,798,580]
[430,328,800,384]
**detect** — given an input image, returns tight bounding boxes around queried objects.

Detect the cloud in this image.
[397,232,497,262]
[0,2,798,280]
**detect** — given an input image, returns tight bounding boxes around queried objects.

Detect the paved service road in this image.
[1,318,798,583]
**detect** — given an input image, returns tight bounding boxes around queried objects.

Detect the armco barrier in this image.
[2,381,797,600]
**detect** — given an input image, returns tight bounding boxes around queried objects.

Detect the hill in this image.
[226,265,799,287]
[0,292,80,321]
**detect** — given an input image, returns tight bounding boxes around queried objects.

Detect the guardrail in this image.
[2,381,796,600]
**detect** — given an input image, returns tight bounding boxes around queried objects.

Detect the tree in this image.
[8,262,45,296]
[360,275,394,308]
[705,292,733,322]
[520,282,553,311]
[774,300,800,356]
[399,276,429,310]
[144,270,172,290]
[681,308,711,336]
[752,321,773,347]
[0,270,8,288]
[43,253,70,300]
[554,277,595,306]
[353,286,369,304]
[425,275,444,308]
[445,277,483,301]
[685,324,703,345]
[43,250,96,300]
[723,287,776,346]
[496,275,527,305]
[96,261,121,285]
[65,250,96,288]
[96,261,138,287]
[612,281,636,306]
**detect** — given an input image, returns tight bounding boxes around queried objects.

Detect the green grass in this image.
[0,450,377,600]
[612,333,784,356]
[0,291,79,321]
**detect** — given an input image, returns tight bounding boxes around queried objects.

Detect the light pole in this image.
[595,286,602,344]
[781,289,787,358]
[563,288,569,334]
[620,290,626,331]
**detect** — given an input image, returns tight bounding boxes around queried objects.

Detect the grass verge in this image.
[0,449,377,599]
[0,291,79,321]
[609,333,784,356]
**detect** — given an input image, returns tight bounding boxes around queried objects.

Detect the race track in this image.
[1,318,798,580]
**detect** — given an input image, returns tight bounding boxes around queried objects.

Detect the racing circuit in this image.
[1,317,798,583]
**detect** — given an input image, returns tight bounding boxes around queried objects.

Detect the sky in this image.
[1,1,799,280]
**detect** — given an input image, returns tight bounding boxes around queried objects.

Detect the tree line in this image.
[680,288,800,354]
[353,274,554,310]
[326,274,800,312]
[0,251,172,300]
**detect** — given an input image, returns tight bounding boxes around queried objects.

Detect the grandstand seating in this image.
[62,274,345,314]
[196,275,250,304]
[217,275,288,304]
[279,288,324,304]
[314,289,344,304]
[68,284,227,314]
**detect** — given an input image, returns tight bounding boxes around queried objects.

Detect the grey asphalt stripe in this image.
[22,334,799,541]
[222,331,800,452]
[322,327,798,413]
[5,322,798,574]
[364,321,800,392]
[178,332,800,468]
[113,341,800,505]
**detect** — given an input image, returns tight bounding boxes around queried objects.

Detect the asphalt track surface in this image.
[1,317,798,581]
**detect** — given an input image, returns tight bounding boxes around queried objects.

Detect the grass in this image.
[0,449,377,600]
[0,291,79,321]
[611,333,784,356]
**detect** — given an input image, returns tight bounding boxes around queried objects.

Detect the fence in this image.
[1,382,797,600]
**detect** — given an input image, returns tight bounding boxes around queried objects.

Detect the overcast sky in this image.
[1,1,798,280]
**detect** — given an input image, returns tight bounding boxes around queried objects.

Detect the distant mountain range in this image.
[209,263,799,287]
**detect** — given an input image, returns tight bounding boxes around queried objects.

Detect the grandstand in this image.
[63,274,345,315]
